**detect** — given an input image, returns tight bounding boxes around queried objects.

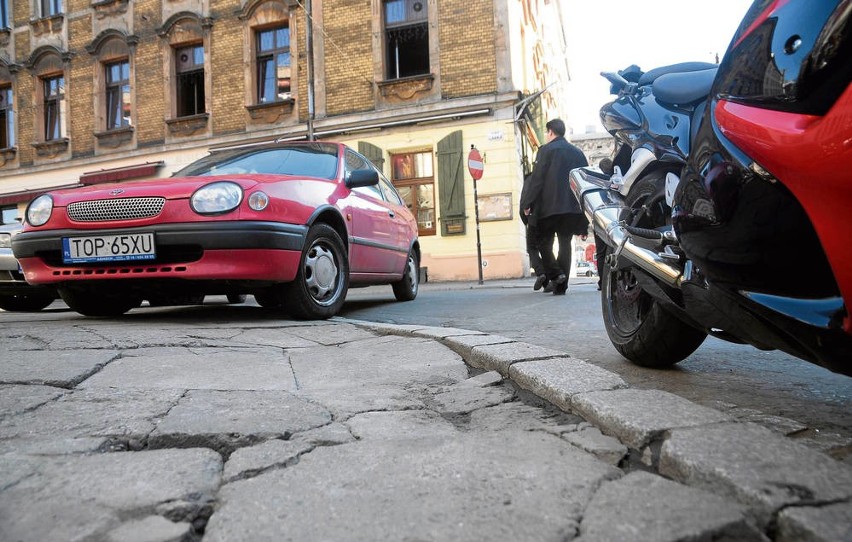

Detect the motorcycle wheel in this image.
[601,174,706,367]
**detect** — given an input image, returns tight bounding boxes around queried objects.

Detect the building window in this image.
[391,151,435,236]
[175,45,205,117]
[0,86,13,148]
[42,75,65,141]
[105,60,131,130]
[1,0,10,28]
[40,0,62,17]
[256,26,291,103]
[383,0,429,79]
[2,205,19,224]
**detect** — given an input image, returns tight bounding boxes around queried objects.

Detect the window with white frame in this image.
[105,60,131,130]
[256,25,291,103]
[0,85,13,148]
[42,75,65,141]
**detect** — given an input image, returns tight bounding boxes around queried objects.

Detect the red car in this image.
[12,142,420,319]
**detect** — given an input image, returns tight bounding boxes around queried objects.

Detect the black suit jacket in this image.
[519,137,588,221]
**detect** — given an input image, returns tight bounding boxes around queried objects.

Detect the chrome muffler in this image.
[569,167,683,287]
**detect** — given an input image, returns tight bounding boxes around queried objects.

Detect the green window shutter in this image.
[437,130,466,235]
[358,141,385,172]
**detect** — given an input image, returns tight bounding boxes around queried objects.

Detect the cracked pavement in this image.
[0,311,850,541]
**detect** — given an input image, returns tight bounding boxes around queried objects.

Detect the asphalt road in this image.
[340,276,852,462]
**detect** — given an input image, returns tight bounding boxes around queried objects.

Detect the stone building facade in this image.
[0,0,569,280]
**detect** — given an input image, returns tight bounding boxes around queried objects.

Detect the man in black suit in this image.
[520,119,589,295]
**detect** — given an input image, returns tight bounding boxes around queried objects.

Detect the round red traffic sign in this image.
[468,148,484,180]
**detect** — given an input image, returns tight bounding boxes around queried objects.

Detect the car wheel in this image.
[392,249,419,302]
[0,292,56,312]
[285,223,349,319]
[59,288,142,317]
[227,294,247,304]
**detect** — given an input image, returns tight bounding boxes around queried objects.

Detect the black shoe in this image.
[543,281,555,293]
[533,274,548,291]
[552,274,568,295]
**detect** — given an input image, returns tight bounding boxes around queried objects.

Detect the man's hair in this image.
[546,119,566,137]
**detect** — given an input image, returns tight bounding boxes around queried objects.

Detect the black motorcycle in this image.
[569,0,852,376]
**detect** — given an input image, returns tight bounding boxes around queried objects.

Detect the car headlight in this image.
[27,195,54,226]
[190,182,243,214]
[0,233,11,249]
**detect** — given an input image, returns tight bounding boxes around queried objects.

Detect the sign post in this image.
[468,145,485,285]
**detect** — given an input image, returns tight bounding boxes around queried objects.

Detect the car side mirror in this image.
[345,169,379,189]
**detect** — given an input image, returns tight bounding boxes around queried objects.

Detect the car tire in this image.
[59,288,142,317]
[227,294,247,304]
[392,249,419,302]
[285,223,349,319]
[0,292,56,312]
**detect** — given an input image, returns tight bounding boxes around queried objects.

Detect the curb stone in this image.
[355,322,852,541]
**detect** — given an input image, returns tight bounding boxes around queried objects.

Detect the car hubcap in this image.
[305,243,338,301]
[406,256,418,293]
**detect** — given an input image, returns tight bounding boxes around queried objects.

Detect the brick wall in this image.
[14,32,33,166]
[210,1,245,135]
[68,15,94,158]
[439,0,498,99]
[134,0,165,147]
[322,0,374,117]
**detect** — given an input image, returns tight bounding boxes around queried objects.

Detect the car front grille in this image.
[67,197,166,222]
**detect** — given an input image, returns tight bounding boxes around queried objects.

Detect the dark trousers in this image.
[537,213,587,280]
[526,223,544,276]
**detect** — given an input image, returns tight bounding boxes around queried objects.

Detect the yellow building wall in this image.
[337,114,528,282]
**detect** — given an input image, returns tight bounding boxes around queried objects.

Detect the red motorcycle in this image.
[570,0,852,375]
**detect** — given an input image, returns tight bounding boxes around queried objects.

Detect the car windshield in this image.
[174,144,340,179]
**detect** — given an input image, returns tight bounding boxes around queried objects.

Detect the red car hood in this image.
[44,175,287,206]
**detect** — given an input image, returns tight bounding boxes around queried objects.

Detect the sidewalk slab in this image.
[205,431,621,542]
[0,384,66,418]
[508,357,627,412]
[0,388,184,452]
[149,390,332,456]
[776,501,852,542]
[0,350,118,388]
[440,334,516,358]
[0,448,221,542]
[660,422,852,528]
[571,388,731,449]
[577,471,763,541]
[79,347,297,391]
[466,342,566,376]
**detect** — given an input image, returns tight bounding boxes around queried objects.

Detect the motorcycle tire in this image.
[601,174,706,367]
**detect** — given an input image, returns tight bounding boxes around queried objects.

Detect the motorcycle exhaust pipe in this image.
[569,168,683,287]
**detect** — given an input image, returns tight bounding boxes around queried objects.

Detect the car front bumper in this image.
[12,221,308,286]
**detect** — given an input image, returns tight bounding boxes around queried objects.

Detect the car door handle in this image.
[388,210,395,218]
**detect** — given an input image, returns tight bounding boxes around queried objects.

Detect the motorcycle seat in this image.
[638,62,718,86]
[653,68,718,106]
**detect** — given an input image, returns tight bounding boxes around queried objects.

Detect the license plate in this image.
[62,233,156,264]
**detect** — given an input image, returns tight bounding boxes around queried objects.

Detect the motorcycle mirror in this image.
[602,71,629,92]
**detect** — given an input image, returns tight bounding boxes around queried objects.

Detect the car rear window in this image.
[174,144,340,179]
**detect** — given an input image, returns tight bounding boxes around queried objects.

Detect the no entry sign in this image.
[468,147,484,180]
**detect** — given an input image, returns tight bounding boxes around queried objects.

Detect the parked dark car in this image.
[0,222,57,311]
